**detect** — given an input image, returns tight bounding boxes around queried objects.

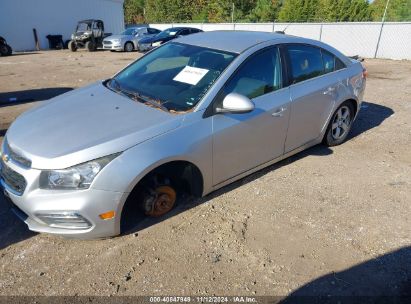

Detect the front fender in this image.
[91,110,213,197]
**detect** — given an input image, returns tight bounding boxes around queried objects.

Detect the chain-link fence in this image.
[148,22,411,60]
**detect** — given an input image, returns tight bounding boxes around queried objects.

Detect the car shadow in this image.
[0,194,37,250]
[279,246,411,303]
[121,101,394,235]
[348,101,394,140]
[0,87,73,108]
[3,52,41,57]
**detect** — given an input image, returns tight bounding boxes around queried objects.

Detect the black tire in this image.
[0,45,8,56]
[124,42,134,52]
[68,41,77,52]
[5,45,12,56]
[323,101,355,146]
[55,42,63,50]
[86,41,96,52]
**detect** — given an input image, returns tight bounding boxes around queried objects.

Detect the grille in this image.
[0,160,27,195]
[6,141,31,168]
[103,41,112,45]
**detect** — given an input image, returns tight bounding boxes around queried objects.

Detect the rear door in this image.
[212,46,291,185]
[284,44,340,152]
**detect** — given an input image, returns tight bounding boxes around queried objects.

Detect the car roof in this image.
[79,19,103,23]
[164,27,199,31]
[177,30,295,54]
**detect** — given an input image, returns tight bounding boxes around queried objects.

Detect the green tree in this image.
[279,0,320,22]
[124,0,146,24]
[248,0,282,22]
[145,0,193,22]
[317,0,371,21]
[207,0,233,22]
[370,0,411,21]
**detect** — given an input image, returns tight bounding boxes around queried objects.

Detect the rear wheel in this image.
[68,41,77,52]
[124,42,134,52]
[0,45,8,56]
[86,41,96,52]
[5,45,12,56]
[323,102,355,146]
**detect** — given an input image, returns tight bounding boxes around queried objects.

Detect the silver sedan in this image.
[102,27,161,52]
[0,31,366,239]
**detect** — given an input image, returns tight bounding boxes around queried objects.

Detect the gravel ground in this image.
[0,50,410,298]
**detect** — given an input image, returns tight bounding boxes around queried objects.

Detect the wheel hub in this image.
[145,185,176,217]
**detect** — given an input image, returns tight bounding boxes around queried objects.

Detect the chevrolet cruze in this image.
[0,31,366,238]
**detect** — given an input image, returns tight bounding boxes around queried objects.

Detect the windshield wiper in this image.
[107,78,169,113]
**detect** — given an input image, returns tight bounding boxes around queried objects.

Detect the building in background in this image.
[0,0,124,51]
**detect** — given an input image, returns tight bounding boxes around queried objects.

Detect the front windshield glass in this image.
[77,23,90,32]
[110,42,237,112]
[121,28,137,35]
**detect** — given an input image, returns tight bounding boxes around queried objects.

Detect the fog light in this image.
[35,212,92,230]
[99,211,115,220]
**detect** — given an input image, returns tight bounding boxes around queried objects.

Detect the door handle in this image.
[323,87,336,95]
[272,107,286,117]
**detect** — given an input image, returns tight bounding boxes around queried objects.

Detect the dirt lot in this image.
[0,50,410,298]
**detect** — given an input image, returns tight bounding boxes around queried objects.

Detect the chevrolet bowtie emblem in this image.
[2,154,10,163]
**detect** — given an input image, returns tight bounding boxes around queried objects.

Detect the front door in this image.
[212,47,290,185]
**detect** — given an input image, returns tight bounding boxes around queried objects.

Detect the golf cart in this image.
[0,36,12,56]
[69,19,110,52]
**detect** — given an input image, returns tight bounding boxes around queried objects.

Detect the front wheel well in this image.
[120,161,204,232]
[137,161,204,198]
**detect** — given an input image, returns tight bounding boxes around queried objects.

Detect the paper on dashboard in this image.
[173,66,209,85]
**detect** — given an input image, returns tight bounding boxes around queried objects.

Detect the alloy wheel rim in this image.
[331,106,351,140]
[126,43,133,52]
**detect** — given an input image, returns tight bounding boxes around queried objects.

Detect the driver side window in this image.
[223,47,282,100]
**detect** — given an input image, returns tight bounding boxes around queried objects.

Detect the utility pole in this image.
[231,3,235,24]
[382,0,391,22]
[374,0,391,58]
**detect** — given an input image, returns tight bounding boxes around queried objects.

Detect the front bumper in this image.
[0,158,126,239]
[103,43,123,50]
[138,43,152,52]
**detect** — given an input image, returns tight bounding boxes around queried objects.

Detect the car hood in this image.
[139,36,170,44]
[6,82,183,170]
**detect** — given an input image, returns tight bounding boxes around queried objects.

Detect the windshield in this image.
[121,28,137,36]
[109,42,237,112]
[155,28,180,40]
[76,23,90,32]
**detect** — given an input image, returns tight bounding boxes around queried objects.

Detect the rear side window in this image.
[322,50,335,73]
[335,57,346,70]
[287,45,324,83]
[322,49,346,73]
[179,29,190,36]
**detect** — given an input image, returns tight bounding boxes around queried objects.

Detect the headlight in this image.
[39,153,120,190]
[112,39,121,43]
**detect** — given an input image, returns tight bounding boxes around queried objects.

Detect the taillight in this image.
[362,67,368,79]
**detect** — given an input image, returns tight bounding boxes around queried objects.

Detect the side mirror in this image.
[216,93,255,114]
